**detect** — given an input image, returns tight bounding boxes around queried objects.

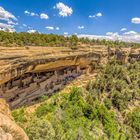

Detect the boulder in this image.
[0,99,29,140]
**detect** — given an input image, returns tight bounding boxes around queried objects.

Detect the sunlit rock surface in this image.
[0,99,29,140]
[0,46,139,108]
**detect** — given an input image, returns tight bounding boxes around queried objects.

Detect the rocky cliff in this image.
[0,46,140,108]
[0,99,29,140]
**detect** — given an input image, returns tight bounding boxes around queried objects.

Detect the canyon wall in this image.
[0,46,140,108]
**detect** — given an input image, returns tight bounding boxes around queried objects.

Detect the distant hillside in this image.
[0,31,140,48]
[12,59,140,140]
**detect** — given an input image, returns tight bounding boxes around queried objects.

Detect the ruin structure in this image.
[0,46,140,108]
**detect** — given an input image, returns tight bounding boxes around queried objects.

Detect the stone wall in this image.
[0,46,140,108]
[0,66,88,109]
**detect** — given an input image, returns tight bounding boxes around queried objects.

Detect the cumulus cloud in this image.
[78,30,140,43]
[131,17,140,24]
[120,28,127,32]
[24,10,38,17]
[0,22,15,32]
[45,26,60,31]
[106,32,119,40]
[106,32,119,36]
[89,12,102,18]
[0,22,13,28]
[64,32,68,36]
[106,32,114,36]
[78,26,84,29]
[27,29,37,33]
[54,2,73,17]
[0,6,17,21]
[56,27,60,30]
[89,15,95,18]
[123,31,138,35]
[8,20,18,26]
[96,13,102,17]
[46,26,54,30]
[24,11,49,20]
[40,13,49,19]
[0,6,17,32]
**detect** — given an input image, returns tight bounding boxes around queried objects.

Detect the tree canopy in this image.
[0,31,139,48]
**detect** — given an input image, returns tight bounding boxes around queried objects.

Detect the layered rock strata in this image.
[0,46,140,108]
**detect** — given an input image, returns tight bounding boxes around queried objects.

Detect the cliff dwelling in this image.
[0,46,140,109]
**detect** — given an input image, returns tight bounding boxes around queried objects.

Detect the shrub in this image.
[35,103,54,117]
[26,118,55,140]
[12,107,27,123]
[104,98,112,109]
[126,107,140,135]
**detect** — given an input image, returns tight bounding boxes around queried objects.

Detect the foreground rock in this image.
[0,99,29,140]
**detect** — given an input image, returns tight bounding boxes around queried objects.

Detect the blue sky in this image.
[0,0,140,42]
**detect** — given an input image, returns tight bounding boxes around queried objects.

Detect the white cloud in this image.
[89,15,95,18]
[30,12,38,16]
[40,13,49,19]
[106,32,113,36]
[89,12,102,18]
[78,34,113,41]
[23,24,27,27]
[78,30,140,43]
[96,13,102,17]
[24,10,38,17]
[0,6,17,21]
[106,32,119,40]
[0,22,15,32]
[27,26,33,30]
[0,6,17,32]
[54,2,73,17]
[123,31,138,35]
[24,11,49,20]
[0,22,13,28]
[45,26,60,31]
[106,32,119,37]
[24,10,30,15]
[8,20,18,26]
[131,17,140,24]
[46,26,54,30]
[56,27,60,30]
[64,32,68,35]
[27,29,37,33]
[78,26,84,29]
[120,28,127,32]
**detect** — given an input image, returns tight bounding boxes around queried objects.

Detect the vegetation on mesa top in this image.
[0,31,140,48]
[12,59,140,140]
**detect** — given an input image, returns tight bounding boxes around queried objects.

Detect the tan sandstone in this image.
[0,99,29,140]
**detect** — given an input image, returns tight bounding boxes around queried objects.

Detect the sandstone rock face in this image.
[0,99,29,140]
[0,46,140,109]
